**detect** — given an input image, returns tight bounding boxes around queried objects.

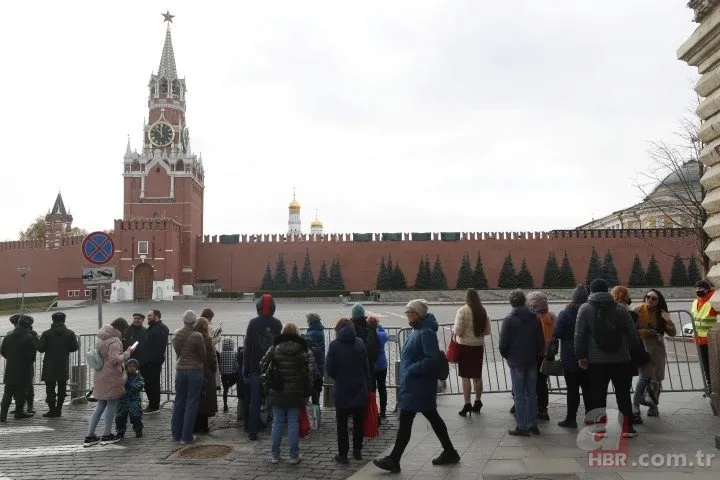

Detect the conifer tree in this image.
[542,252,561,288]
[261,262,274,291]
[414,256,432,289]
[273,254,289,290]
[456,252,474,289]
[376,257,392,290]
[430,255,449,289]
[329,256,345,290]
[472,252,489,289]
[644,254,664,287]
[392,262,408,290]
[387,254,394,281]
[585,247,603,285]
[628,254,646,287]
[669,254,689,287]
[300,251,315,290]
[558,250,576,287]
[516,258,534,289]
[601,251,620,288]
[317,260,330,290]
[289,261,301,290]
[688,254,702,286]
[498,254,517,289]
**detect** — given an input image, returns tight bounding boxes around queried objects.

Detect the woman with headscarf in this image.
[632,289,676,418]
[194,317,218,434]
[526,291,556,420]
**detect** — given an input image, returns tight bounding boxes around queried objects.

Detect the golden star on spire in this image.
[162,10,175,24]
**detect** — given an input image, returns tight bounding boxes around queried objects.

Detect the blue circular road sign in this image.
[82,231,115,266]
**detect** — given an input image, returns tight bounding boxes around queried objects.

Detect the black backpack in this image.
[589,302,622,352]
[364,323,379,364]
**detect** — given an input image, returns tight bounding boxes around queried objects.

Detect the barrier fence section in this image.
[0,310,707,404]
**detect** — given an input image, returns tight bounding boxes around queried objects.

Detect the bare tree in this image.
[635,112,710,276]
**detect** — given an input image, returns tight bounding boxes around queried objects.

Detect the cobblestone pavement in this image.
[0,396,396,480]
[0,392,718,479]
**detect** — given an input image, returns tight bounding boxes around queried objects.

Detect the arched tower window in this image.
[159,78,169,95]
[176,160,184,171]
[172,80,181,95]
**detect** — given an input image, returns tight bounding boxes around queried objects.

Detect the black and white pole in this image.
[18,264,30,312]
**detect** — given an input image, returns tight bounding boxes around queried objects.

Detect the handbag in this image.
[260,347,283,391]
[446,335,459,364]
[307,404,321,431]
[364,392,379,438]
[299,407,310,438]
[540,358,563,376]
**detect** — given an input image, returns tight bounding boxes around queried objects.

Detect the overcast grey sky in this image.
[0,1,700,240]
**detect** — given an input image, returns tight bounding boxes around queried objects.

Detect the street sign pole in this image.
[81,232,115,330]
[97,285,103,329]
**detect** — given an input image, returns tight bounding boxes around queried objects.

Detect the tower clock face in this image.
[149,121,174,147]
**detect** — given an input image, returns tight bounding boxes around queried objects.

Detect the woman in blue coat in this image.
[368,316,389,418]
[373,300,460,473]
[326,318,369,465]
[305,313,325,405]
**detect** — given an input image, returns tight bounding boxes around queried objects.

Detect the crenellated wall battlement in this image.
[0,235,86,251]
[114,218,181,233]
[202,228,695,244]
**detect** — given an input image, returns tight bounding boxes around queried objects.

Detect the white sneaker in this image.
[180,435,197,445]
[288,455,302,465]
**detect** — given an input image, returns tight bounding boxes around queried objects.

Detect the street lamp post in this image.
[18,264,30,312]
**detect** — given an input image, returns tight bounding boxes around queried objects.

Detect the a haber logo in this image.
[576,408,630,467]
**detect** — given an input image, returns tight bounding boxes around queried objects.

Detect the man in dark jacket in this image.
[350,303,378,390]
[575,279,638,438]
[123,313,147,351]
[36,312,80,417]
[134,309,169,414]
[243,294,282,440]
[1,315,37,421]
[499,290,545,436]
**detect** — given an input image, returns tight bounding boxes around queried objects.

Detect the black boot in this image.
[458,403,473,417]
[42,407,57,418]
[472,400,483,412]
[0,405,8,423]
[56,398,65,417]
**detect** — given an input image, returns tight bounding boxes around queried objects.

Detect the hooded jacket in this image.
[397,313,442,413]
[326,324,369,409]
[0,326,36,385]
[374,325,389,371]
[219,337,239,376]
[305,317,325,378]
[575,292,636,364]
[260,333,315,408]
[243,295,283,375]
[37,322,80,382]
[93,325,130,400]
[553,286,589,372]
[499,305,545,369]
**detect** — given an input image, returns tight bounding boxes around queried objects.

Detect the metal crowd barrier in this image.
[0,310,707,405]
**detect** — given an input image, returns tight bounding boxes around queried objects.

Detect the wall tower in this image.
[44,192,73,249]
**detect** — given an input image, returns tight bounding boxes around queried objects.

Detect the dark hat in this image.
[589,279,609,293]
[126,358,139,368]
[696,280,712,290]
[18,315,34,327]
[9,314,21,325]
[572,285,589,304]
[132,312,145,319]
[306,313,321,325]
[51,312,66,323]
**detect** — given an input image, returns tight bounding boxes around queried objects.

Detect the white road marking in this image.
[385,311,405,318]
[0,444,125,459]
[0,426,54,435]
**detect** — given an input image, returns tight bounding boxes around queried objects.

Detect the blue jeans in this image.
[271,406,300,459]
[510,365,538,430]
[246,373,263,434]
[633,376,651,407]
[171,369,203,442]
[87,399,118,437]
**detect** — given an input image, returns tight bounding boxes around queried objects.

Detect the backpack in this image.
[364,323,379,364]
[236,346,244,374]
[260,347,284,391]
[86,345,104,371]
[589,302,622,352]
[437,350,450,380]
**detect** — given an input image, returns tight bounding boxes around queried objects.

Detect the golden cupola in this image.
[310,210,324,234]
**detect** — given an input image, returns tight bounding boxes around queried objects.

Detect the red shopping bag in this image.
[299,406,310,438]
[364,392,379,438]
[446,334,459,364]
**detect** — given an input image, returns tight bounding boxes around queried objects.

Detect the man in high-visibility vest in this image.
[691,280,717,393]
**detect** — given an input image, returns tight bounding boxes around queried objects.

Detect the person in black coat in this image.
[133,310,169,413]
[326,318,369,464]
[36,312,80,417]
[1,315,37,421]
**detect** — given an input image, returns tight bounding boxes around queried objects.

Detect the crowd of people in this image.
[0,280,715,472]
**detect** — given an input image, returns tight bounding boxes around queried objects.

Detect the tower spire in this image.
[157,14,178,81]
[51,192,68,216]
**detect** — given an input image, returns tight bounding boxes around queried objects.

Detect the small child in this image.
[219,338,239,412]
[115,359,144,439]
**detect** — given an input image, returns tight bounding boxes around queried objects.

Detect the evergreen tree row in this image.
[260,251,345,291]
[629,252,702,287]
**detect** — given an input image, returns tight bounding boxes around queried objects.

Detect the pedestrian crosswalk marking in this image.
[0,444,124,459]
[0,426,54,436]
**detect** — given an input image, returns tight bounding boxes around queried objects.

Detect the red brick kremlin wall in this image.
[197,229,699,292]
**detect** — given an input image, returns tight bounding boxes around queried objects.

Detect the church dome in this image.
[310,217,323,228]
[289,198,301,210]
[649,160,702,196]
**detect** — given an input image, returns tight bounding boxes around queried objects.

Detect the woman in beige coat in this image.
[83,318,135,447]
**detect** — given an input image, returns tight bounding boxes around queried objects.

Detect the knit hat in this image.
[526,291,549,314]
[351,303,365,319]
[182,310,197,325]
[51,312,66,323]
[367,316,379,325]
[590,278,609,293]
[9,314,20,325]
[18,315,34,327]
[696,280,712,290]
[126,358,138,368]
[571,285,589,304]
[405,299,428,318]
[306,313,321,325]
